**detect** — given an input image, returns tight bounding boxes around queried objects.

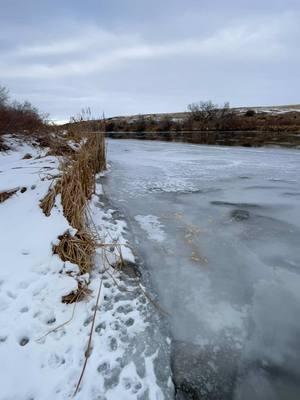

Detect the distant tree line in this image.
[103,100,243,133]
[68,100,299,136]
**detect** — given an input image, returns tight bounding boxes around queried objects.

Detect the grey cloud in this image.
[1,0,299,121]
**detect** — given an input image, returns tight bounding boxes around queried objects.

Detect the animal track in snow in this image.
[19,336,30,346]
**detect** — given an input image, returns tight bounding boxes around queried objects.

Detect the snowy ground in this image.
[0,136,173,400]
[104,139,300,400]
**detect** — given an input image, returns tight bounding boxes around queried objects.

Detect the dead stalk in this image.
[0,187,19,203]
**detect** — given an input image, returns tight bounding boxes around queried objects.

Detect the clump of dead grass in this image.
[53,230,97,274]
[59,132,106,230]
[0,188,18,203]
[62,280,92,304]
[40,180,61,216]
[40,132,106,302]
[46,139,76,157]
[40,132,106,225]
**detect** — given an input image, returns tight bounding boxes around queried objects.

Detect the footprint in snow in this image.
[6,290,17,299]
[109,336,118,351]
[97,361,110,374]
[95,321,106,333]
[116,304,133,315]
[18,280,30,289]
[19,336,30,346]
[123,377,143,394]
[48,353,65,368]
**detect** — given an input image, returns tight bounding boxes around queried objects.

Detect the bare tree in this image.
[187,100,233,126]
[0,86,9,107]
[135,115,146,132]
[158,115,172,131]
[187,100,219,122]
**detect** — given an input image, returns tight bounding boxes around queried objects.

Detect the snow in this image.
[104,139,300,399]
[0,136,172,400]
[134,215,166,242]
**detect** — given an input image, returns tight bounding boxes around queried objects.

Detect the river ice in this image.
[103,139,300,399]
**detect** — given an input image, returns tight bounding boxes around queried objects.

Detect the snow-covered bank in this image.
[0,136,173,400]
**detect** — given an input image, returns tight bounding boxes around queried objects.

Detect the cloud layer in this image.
[1,0,299,121]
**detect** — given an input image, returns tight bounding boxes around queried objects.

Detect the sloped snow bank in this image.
[0,136,173,400]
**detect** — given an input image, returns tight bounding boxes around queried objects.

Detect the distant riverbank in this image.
[106,130,300,148]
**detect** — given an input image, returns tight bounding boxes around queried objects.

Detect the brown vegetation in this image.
[40,181,61,216]
[0,85,50,152]
[39,131,106,303]
[53,230,97,275]
[92,101,300,147]
[0,85,45,135]
[0,188,18,203]
[62,280,92,304]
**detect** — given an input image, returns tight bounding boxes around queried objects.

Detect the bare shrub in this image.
[0,86,9,106]
[158,115,173,131]
[0,85,45,135]
[187,100,219,122]
[135,115,146,132]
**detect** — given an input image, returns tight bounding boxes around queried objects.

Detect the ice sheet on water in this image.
[104,139,300,399]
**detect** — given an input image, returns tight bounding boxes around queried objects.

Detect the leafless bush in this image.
[135,115,146,132]
[157,115,173,131]
[187,100,235,129]
[187,100,219,122]
[0,85,45,136]
[0,86,9,106]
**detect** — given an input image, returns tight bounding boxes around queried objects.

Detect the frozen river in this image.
[103,139,300,399]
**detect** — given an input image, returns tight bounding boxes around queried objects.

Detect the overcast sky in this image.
[1,0,299,121]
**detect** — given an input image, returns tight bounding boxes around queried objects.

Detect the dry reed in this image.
[53,230,97,274]
[59,132,106,230]
[0,188,19,203]
[40,181,61,216]
[40,132,106,226]
[62,280,92,304]
[40,131,106,302]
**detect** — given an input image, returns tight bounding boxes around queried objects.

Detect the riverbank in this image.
[107,130,300,148]
[0,134,172,399]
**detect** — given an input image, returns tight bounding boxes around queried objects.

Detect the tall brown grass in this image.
[59,132,105,230]
[40,132,106,296]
